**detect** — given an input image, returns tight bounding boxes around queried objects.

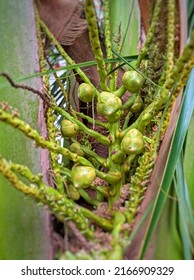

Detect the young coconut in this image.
[97,91,122,118]
[70,143,84,157]
[71,164,96,189]
[61,119,79,138]
[78,83,95,102]
[121,128,144,155]
[122,70,145,93]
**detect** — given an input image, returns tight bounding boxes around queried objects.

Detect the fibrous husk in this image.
[37,0,87,45]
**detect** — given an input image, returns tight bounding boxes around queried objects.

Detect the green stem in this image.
[0,108,93,167]
[96,169,122,185]
[122,93,138,111]
[75,111,108,128]
[173,53,194,98]
[55,106,110,146]
[123,154,136,172]
[0,155,93,238]
[59,167,72,179]
[96,186,110,197]
[84,0,109,91]
[165,0,175,80]
[81,208,113,231]
[163,30,194,92]
[36,10,65,194]
[72,139,107,167]
[78,189,100,207]
[38,17,99,96]
[10,162,44,186]
[154,31,194,109]
[106,212,126,259]
[122,111,133,130]
[104,0,115,91]
[107,122,125,205]
[111,212,126,246]
[135,0,163,68]
[114,85,126,98]
[49,66,77,119]
[0,156,45,201]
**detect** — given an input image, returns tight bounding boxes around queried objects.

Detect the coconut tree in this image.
[0,0,194,259]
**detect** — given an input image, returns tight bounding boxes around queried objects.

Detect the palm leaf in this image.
[138,68,194,259]
[174,154,194,259]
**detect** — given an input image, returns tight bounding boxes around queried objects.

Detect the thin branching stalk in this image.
[84,0,109,91]
[0,155,92,238]
[35,10,65,193]
[104,0,115,90]
[135,0,163,68]
[54,106,110,146]
[0,108,92,166]
[166,0,176,80]
[36,11,99,96]
[163,30,194,92]
[75,111,108,128]
[11,162,44,187]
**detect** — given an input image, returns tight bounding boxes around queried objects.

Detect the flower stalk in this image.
[84,0,109,91]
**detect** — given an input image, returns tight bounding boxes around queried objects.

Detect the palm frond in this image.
[138,68,194,259]
[174,153,194,259]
